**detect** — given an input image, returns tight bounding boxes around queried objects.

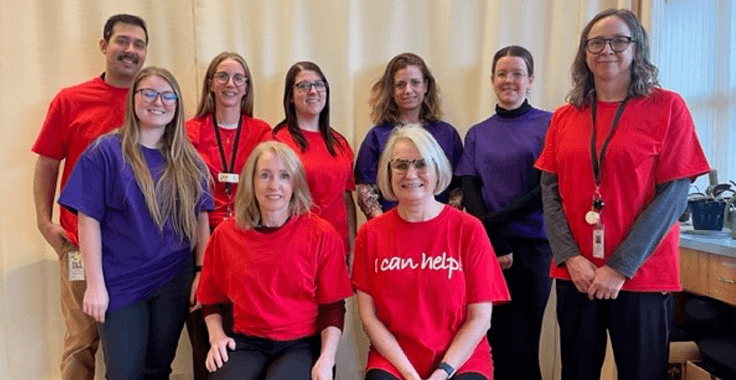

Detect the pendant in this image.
[585,211,600,225]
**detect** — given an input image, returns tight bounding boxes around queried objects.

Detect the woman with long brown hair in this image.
[59,66,213,379]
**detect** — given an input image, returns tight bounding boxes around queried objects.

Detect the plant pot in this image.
[688,199,725,231]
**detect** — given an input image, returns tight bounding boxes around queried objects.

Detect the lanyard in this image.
[590,96,629,187]
[212,114,243,194]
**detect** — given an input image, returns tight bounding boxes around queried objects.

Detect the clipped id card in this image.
[218,172,239,183]
[592,224,605,259]
[67,250,85,281]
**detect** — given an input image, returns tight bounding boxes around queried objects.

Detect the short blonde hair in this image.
[234,141,312,228]
[376,125,452,202]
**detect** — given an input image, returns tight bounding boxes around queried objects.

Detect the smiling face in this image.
[254,151,294,222]
[586,15,635,85]
[100,22,147,82]
[134,75,176,131]
[209,58,247,110]
[492,56,533,110]
[292,70,327,120]
[390,138,436,204]
[392,65,427,117]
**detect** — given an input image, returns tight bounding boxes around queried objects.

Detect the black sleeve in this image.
[461,175,512,256]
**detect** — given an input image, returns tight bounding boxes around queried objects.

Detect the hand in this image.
[206,333,236,373]
[426,369,449,380]
[497,253,513,270]
[83,282,109,323]
[311,355,335,380]
[190,272,201,312]
[587,265,626,300]
[38,220,71,257]
[565,255,597,293]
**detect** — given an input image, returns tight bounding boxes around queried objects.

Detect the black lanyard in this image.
[590,96,629,186]
[212,114,242,194]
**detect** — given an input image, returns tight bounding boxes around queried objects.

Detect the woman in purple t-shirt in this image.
[59,67,213,379]
[354,53,463,220]
[455,46,552,380]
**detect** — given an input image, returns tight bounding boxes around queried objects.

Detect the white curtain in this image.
[0,1,638,379]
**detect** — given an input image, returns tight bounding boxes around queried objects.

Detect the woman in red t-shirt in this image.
[271,61,356,261]
[353,125,510,380]
[185,52,272,380]
[197,141,353,380]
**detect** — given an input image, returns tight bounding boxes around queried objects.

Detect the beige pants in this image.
[58,242,98,380]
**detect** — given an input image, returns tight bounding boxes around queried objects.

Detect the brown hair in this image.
[195,52,254,118]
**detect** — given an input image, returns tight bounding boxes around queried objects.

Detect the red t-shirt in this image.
[272,128,355,251]
[186,115,271,228]
[352,206,510,379]
[535,89,710,291]
[32,76,129,245]
[197,213,353,341]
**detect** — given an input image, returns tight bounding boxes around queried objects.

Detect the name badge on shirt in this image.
[218,173,239,183]
[67,250,85,281]
[592,225,605,259]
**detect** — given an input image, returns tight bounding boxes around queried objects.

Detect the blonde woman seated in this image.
[353,125,510,380]
[197,141,353,380]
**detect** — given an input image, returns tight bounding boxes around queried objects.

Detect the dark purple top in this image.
[58,135,213,311]
[455,108,551,239]
[355,121,463,211]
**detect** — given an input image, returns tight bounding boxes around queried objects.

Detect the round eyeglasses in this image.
[585,36,634,54]
[389,158,428,174]
[213,72,248,86]
[135,88,178,106]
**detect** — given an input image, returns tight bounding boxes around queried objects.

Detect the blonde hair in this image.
[234,141,312,229]
[195,52,254,117]
[120,66,209,248]
[376,124,452,201]
[368,53,443,125]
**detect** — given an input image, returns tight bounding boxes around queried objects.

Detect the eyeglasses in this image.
[294,80,327,93]
[390,158,428,174]
[135,88,178,106]
[213,72,248,86]
[585,36,634,54]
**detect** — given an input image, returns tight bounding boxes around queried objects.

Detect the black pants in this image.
[366,369,487,380]
[186,304,234,380]
[98,257,192,380]
[486,237,551,380]
[209,335,320,380]
[556,281,671,380]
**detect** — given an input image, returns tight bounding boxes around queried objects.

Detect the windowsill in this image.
[680,225,736,257]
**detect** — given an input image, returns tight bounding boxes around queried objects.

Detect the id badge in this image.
[218,172,239,183]
[67,250,86,281]
[592,224,605,259]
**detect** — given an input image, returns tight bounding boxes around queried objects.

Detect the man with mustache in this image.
[32,14,148,380]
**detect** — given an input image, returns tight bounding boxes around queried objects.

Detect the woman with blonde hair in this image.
[354,125,509,380]
[355,53,463,220]
[198,141,352,380]
[186,51,271,380]
[59,66,213,379]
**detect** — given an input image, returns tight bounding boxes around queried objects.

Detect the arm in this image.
[312,326,342,380]
[427,303,493,380]
[540,172,596,292]
[461,176,513,264]
[344,191,357,269]
[34,155,70,254]
[204,312,235,373]
[190,211,210,311]
[356,184,383,219]
[78,212,107,323]
[356,290,420,380]
[588,178,690,300]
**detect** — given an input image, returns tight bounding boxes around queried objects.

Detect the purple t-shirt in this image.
[58,134,213,311]
[455,108,551,239]
[355,121,463,211]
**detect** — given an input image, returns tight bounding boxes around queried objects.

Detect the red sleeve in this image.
[315,220,353,303]
[350,224,370,294]
[343,136,356,191]
[464,218,510,304]
[185,118,201,148]
[654,93,710,183]
[534,106,565,174]
[32,94,68,159]
[197,227,230,306]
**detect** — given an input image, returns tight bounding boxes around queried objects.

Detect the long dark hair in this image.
[567,8,659,108]
[274,61,343,156]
